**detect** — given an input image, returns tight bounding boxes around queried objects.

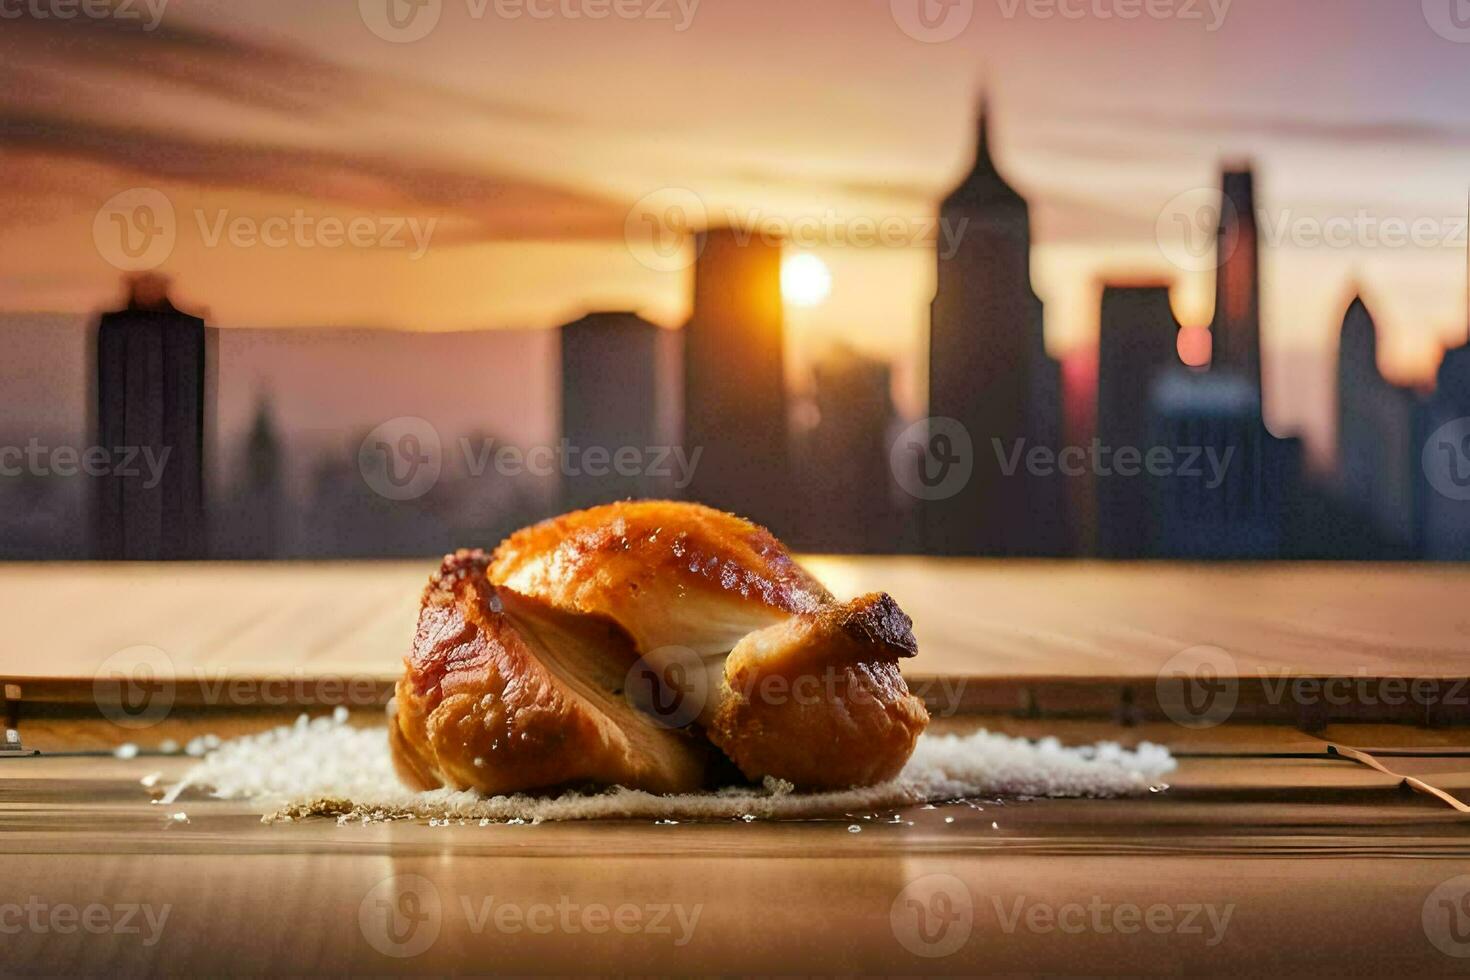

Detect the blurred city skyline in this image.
[5,0,1470,467]
[7,97,1468,562]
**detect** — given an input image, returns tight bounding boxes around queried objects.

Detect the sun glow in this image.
[781,253,832,307]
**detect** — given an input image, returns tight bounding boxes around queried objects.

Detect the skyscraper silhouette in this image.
[1147,368,1300,558]
[682,228,791,532]
[1417,341,1470,560]
[1211,168,1262,395]
[93,275,214,559]
[1096,284,1182,557]
[924,102,1069,555]
[1137,164,1312,558]
[210,396,285,558]
[792,344,900,553]
[559,311,667,510]
[1334,294,1418,553]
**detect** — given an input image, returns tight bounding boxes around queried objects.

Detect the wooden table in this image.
[5,558,1470,681]
[4,559,1470,975]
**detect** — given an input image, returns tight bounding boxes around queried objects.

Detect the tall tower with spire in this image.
[1211,168,1262,394]
[921,100,1069,555]
[1335,293,1417,553]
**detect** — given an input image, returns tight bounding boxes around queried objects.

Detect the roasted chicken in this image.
[393,501,928,795]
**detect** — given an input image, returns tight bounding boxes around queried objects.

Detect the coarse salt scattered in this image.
[163,712,1176,824]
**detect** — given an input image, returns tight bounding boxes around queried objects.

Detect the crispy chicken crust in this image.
[391,549,710,796]
[710,593,929,789]
[489,501,833,655]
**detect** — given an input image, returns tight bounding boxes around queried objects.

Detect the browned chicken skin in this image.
[392,550,710,795]
[394,501,929,795]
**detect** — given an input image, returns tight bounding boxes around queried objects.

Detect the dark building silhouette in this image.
[682,227,791,532]
[93,276,215,559]
[1334,294,1418,554]
[923,103,1070,555]
[559,311,667,510]
[1147,369,1301,558]
[792,345,900,553]
[1211,168,1262,395]
[1095,284,1183,558]
[1137,165,1312,559]
[1416,341,1470,560]
[213,397,285,558]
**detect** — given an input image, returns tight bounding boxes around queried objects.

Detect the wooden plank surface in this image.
[3,559,1470,682]
[6,561,1470,975]
[5,740,1470,975]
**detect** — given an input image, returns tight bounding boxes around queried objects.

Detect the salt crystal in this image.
[847,825,861,833]
[114,743,139,760]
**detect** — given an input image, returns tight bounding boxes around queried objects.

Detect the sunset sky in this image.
[3,0,1469,462]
